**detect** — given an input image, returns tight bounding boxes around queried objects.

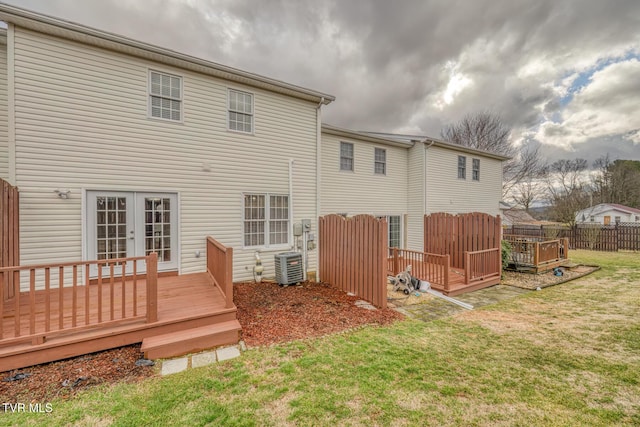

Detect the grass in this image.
[3,250,639,426]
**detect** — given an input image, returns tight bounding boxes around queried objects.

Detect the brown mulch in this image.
[1,279,403,403]
[235,280,404,347]
[0,344,154,404]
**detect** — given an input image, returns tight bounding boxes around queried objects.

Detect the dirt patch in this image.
[235,280,404,347]
[501,265,599,290]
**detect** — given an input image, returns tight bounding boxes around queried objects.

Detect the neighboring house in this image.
[575,203,640,225]
[0,3,334,282]
[321,126,508,252]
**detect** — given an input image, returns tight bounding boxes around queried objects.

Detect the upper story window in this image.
[458,155,466,179]
[374,148,386,175]
[340,142,354,171]
[149,71,182,121]
[472,158,480,181]
[228,89,253,133]
[590,216,595,222]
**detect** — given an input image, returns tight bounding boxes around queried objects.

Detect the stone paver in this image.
[216,345,241,362]
[400,285,530,322]
[161,357,188,376]
[191,351,217,368]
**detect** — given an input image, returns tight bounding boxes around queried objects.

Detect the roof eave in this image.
[0,3,335,105]
[321,124,415,148]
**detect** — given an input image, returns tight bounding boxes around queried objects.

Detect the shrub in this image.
[501,240,512,270]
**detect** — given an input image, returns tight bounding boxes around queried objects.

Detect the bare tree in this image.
[441,112,542,197]
[542,158,590,226]
[511,176,544,212]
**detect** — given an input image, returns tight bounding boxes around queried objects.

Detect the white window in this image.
[149,71,182,121]
[374,148,386,175]
[472,158,480,181]
[458,155,466,179]
[377,215,402,248]
[635,215,639,222]
[243,194,289,247]
[388,215,401,248]
[340,142,354,171]
[228,89,253,133]
[590,216,595,222]
[615,216,621,223]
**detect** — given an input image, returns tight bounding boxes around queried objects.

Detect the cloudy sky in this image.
[7,0,640,165]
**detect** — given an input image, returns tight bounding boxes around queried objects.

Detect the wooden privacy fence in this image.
[206,236,234,309]
[1,179,19,301]
[0,253,158,345]
[424,212,501,270]
[504,223,640,252]
[319,214,387,308]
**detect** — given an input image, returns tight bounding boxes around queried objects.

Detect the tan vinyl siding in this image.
[13,26,318,281]
[320,132,408,219]
[406,143,425,251]
[425,145,502,216]
[0,36,7,179]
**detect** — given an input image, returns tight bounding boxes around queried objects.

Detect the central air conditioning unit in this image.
[274,252,303,285]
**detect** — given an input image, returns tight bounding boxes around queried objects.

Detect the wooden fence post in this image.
[146,252,158,323]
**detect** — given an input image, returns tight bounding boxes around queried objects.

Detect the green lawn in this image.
[3,250,639,426]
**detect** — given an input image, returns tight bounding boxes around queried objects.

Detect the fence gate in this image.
[1,178,19,300]
[318,214,387,309]
[424,212,501,270]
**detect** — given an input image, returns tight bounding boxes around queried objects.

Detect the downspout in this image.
[289,158,295,251]
[315,97,324,280]
[423,139,435,216]
[7,23,16,184]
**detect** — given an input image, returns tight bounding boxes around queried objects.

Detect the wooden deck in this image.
[388,248,502,297]
[0,272,239,372]
[504,235,570,273]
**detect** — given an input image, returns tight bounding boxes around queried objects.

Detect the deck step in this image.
[141,320,242,360]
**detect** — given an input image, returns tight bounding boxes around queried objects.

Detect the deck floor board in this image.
[0,273,237,371]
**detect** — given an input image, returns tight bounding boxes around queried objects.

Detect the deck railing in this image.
[464,248,501,285]
[206,237,234,308]
[388,248,451,292]
[504,235,569,267]
[0,253,157,345]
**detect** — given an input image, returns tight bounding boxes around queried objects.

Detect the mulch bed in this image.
[235,280,404,347]
[1,279,403,403]
[501,265,600,290]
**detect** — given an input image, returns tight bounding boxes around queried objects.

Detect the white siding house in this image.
[576,203,640,225]
[0,3,508,285]
[0,4,334,283]
[321,126,508,252]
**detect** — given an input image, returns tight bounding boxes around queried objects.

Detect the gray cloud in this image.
[6,0,640,162]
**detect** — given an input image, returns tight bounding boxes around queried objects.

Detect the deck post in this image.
[146,252,158,323]
[464,251,471,285]
[225,246,234,309]
[533,243,540,266]
[563,237,570,259]
[444,254,450,292]
[392,247,399,275]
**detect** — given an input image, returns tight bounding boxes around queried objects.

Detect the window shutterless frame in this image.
[340,142,354,171]
[148,69,183,122]
[228,88,254,134]
[242,193,290,248]
[374,147,386,175]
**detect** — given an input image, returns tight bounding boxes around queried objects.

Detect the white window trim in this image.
[147,69,184,123]
[227,88,255,135]
[242,192,291,249]
[472,158,480,181]
[458,155,466,180]
[374,147,386,175]
[376,214,403,248]
[340,141,354,172]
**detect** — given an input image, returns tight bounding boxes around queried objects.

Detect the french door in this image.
[87,191,178,276]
